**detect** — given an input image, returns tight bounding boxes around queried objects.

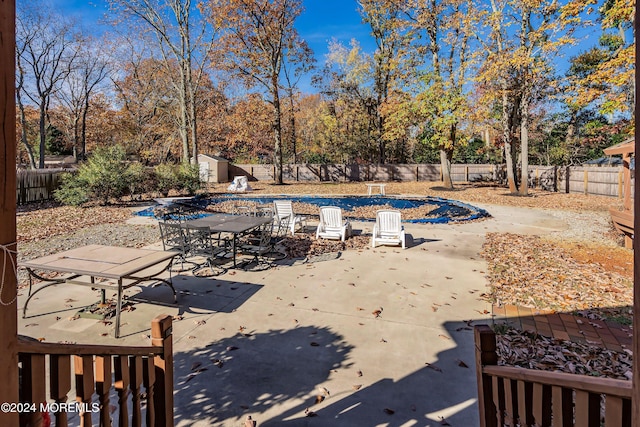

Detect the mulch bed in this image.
[278,234,370,259]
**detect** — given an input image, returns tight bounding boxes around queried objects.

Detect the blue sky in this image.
[297,1,375,58]
[50,0,376,63]
[48,0,601,95]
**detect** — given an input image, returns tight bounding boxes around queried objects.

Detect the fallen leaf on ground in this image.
[425,363,443,372]
[456,359,469,368]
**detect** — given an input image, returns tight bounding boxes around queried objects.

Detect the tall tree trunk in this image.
[16,59,36,169]
[79,96,90,160]
[179,106,189,162]
[179,71,190,163]
[377,114,385,164]
[519,95,529,196]
[72,115,80,161]
[38,102,46,169]
[272,81,283,185]
[563,109,577,165]
[441,122,457,189]
[16,90,36,169]
[187,64,198,164]
[189,86,198,164]
[501,89,517,193]
[288,92,297,164]
[440,149,453,189]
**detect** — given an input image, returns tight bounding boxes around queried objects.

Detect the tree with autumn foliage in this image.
[564,0,634,117]
[204,0,313,184]
[317,39,380,162]
[218,94,274,162]
[474,0,577,195]
[294,94,337,163]
[79,94,122,154]
[405,0,475,189]
[109,0,218,164]
[358,0,410,164]
[112,47,183,164]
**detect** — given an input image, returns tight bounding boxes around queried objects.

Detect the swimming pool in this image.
[137,194,490,224]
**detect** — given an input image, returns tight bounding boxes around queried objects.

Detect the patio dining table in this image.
[21,244,177,338]
[184,214,273,268]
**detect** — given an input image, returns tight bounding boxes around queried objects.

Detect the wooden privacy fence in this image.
[16,164,634,204]
[230,163,497,184]
[231,163,633,199]
[530,165,634,198]
[16,169,67,205]
[18,314,174,427]
[475,325,631,427]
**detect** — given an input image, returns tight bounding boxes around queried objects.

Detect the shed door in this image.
[199,162,209,182]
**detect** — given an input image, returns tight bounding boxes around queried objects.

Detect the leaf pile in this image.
[278,234,371,259]
[554,240,633,280]
[482,233,633,323]
[496,327,632,381]
[17,204,134,243]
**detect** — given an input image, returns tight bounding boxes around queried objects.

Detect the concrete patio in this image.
[17,203,567,426]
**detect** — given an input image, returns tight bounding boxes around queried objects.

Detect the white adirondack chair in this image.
[227,175,252,192]
[371,209,406,249]
[273,200,307,234]
[316,206,351,242]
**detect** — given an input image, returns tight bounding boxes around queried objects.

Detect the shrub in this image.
[126,162,155,200]
[54,172,89,206]
[54,145,132,206]
[81,146,130,204]
[154,163,178,197]
[154,162,202,196]
[177,163,201,195]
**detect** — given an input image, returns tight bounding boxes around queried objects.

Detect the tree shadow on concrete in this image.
[131,273,264,315]
[171,325,354,426]
[159,319,479,427]
[254,320,481,427]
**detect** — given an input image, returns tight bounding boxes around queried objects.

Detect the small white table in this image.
[366,183,386,196]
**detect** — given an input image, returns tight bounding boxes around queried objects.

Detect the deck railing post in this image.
[19,353,46,427]
[50,354,71,427]
[74,355,95,427]
[95,355,112,427]
[475,325,498,427]
[152,314,174,427]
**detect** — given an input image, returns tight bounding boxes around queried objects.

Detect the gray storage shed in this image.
[197,154,229,183]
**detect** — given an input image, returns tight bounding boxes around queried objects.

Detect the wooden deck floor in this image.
[492,304,632,352]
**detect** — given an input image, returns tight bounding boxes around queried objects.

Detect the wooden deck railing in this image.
[475,325,632,427]
[17,314,174,427]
